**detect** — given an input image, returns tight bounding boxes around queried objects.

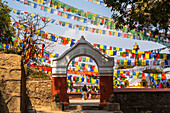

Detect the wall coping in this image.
[114,88,170,92]
[68,92,99,95]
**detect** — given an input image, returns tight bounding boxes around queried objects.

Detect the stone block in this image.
[7,96,21,112]
[106,103,120,111]
[76,105,82,110]
[113,111,123,113]
[51,102,63,111]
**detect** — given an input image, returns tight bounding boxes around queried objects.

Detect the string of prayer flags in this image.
[87,0,106,6]
[13,0,170,46]
[115,59,170,66]
[11,20,170,60]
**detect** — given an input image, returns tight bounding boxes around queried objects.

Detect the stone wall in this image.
[26,80,52,108]
[114,89,170,113]
[0,53,22,113]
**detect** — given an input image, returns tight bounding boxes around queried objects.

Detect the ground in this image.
[29,99,115,113]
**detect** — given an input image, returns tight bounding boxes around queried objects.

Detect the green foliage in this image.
[0,48,21,54]
[26,66,51,80]
[116,64,135,69]
[0,0,13,43]
[142,68,163,74]
[41,64,51,67]
[103,0,170,36]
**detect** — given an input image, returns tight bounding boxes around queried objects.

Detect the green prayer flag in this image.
[44,6,48,12]
[120,60,124,65]
[82,57,86,62]
[27,1,31,5]
[79,25,82,30]
[93,21,97,25]
[159,54,163,59]
[137,76,141,79]
[88,14,92,19]
[138,60,142,66]
[62,22,65,26]
[96,29,99,33]
[77,17,80,21]
[61,12,64,16]
[0,42,2,48]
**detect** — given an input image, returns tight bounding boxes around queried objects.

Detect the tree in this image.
[13,14,54,64]
[0,0,14,44]
[103,0,170,36]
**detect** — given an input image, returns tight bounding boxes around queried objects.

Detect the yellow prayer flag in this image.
[145,54,149,59]
[163,54,167,59]
[65,22,69,26]
[94,69,98,72]
[40,0,44,4]
[124,60,127,65]
[100,45,104,49]
[31,14,35,18]
[116,47,119,51]
[96,22,100,26]
[161,60,164,66]
[115,32,118,36]
[52,53,56,56]
[109,50,113,55]
[64,13,68,18]
[36,30,40,36]
[132,50,136,53]
[47,8,51,13]
[79,77,82,82]
[82,26,85,31]
[133,76,137,79]
[85,64,88,68]
[142,60,146,66]
[37,0,40,3]
[54,5,57,8]
[136,72,139,76]
[130,35,133,39]
[120,70,123,74]
[99,29,102,34]
[138,51,144,54]
[49,54,53,58]
[80,18,84,22]
[96,1,100,4]
[85,57,89,62]
[13,9,17,13]
[31,2,34,6]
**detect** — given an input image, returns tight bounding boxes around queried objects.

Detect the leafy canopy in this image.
[103,0,170,35]
[0,0,13,43]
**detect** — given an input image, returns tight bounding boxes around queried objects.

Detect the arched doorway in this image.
[67,56,99,101]
[52,36,114,106]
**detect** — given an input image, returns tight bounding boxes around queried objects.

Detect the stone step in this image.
[64,105,105,110]
[64,110,122,113]
[106,103,120,111]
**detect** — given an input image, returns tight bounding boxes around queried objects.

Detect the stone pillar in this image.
[99,67,113,106]
[52,77,68,106]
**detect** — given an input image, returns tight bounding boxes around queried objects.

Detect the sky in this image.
[5,0,169,55]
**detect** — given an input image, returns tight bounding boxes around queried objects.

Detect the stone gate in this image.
[52,36,114,106]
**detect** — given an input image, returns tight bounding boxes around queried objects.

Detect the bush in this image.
[26,66,51,80]
[116,64,135,69]
[142,68,163,74]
